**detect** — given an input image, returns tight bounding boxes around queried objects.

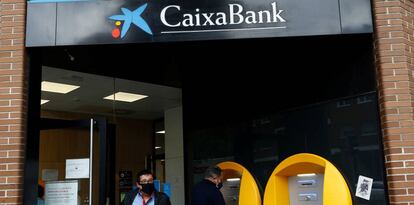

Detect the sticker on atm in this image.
[355,175,373,200]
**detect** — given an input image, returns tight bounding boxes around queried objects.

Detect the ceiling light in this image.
[104,92,148,102]
[156,130,165,134]
[226,178,241,182]
[41,81,80,94]
[41,99,49,105]
[155,146,162,149]
[297,173,316,177]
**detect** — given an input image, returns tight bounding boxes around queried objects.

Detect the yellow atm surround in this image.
[217,161,261,205]
[263,153,352,205]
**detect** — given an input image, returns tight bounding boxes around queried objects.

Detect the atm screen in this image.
[220,169,242,205]
[220,179,240,205]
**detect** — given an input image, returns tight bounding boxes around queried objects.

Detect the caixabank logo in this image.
[109,1,288,39]
[109,3,153,38]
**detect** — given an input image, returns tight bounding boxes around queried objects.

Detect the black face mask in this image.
[140,183,155,195]
[217,182,223,190]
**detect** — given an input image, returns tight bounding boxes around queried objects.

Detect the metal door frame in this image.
[25,117,107,205]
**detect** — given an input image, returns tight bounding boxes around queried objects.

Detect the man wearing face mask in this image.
[121,170,171,205]
[191,166,226,205]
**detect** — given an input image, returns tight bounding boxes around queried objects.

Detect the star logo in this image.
[109,3,153,38]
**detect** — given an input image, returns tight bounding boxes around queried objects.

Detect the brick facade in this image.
[0,0,27,203]
[0,0,413,204]
[373,0,414,204]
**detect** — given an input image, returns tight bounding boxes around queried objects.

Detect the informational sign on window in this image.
[356,175,373,200]
[45,180,78,205]
[66,158,89,179]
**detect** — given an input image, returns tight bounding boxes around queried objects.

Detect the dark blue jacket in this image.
[121,189,171,205]
[191,180,226,205]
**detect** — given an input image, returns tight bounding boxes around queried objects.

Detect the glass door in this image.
[38,118,107,205]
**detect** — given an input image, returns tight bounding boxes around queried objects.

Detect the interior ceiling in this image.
[41,66,182,120]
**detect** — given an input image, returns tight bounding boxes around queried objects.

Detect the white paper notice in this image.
[65,158,89,179]
[45,181,78,205]
[42,169,58,181]
[355,175,373,200]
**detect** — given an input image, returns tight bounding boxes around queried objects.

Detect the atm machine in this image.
[263,153,352,205]
[216,162,261,205]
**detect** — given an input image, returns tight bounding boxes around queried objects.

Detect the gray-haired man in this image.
[191,166,226,205]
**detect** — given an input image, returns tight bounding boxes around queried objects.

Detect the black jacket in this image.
[121,189,171,205]
[191,180,226,205]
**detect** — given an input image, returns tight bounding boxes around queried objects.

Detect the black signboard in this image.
[26,0,373,47]
[119,171,132,189]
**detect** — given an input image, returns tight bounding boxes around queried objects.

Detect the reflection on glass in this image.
[190,92,387,205]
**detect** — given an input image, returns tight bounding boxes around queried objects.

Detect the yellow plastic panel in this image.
[263,153,352,205]
[323,161,352,205]
[217,161,261,205]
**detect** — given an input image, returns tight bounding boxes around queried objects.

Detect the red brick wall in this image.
[374,0,414,204]
[0,0,26,203]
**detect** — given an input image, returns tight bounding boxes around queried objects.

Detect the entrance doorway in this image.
[35,65,182,205]
[39,118,108,205]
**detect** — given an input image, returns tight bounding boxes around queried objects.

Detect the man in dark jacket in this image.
[191,166,226,205]
[122,170,171,205]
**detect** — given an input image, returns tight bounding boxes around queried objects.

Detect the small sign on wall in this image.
[355,175,373,200]
[65,158,89,179]
[119,171,132,188]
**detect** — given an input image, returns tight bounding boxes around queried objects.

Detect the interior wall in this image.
[115,117,153,205]
[165,106,184,205]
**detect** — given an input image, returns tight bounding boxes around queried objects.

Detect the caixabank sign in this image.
[26,0,373,46]
[108,2,286,39]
